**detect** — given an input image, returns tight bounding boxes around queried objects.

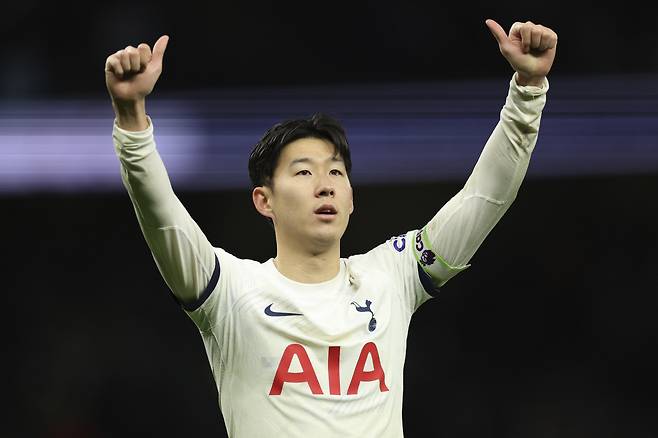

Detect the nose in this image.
[316,185,335,197]
[315,176,335,198]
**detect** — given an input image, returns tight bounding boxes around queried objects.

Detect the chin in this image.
[308,223,347,247]
[309,230,340,247]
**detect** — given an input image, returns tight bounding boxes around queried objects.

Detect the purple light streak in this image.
[1,74,657,193]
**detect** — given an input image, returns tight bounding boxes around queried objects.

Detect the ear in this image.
[252,186,275,220]
[349,186,355,215]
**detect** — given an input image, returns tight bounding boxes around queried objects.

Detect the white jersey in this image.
[112,73,548,437]
[185,230,433,437]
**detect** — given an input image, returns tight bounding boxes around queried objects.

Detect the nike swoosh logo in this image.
[264,303,303,317]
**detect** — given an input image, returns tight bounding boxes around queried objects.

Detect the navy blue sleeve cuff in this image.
[173,254,221,312]
[417,262,440,297]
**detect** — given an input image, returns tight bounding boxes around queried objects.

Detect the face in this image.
[253,137,354,249]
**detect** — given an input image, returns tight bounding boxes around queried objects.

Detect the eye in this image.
[296,169,311,176]
[330,169,343,176]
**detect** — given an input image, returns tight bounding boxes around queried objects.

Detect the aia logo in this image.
[269,343,389,396]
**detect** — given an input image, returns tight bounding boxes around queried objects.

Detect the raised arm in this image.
[105,36,218,309]
[416,20,558,287]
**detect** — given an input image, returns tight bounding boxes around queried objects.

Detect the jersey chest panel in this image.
[222,267,410,401]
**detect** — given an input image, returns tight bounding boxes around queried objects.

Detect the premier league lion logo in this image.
[420,249,436,266]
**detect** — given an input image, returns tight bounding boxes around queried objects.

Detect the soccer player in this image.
[105,18,557,437]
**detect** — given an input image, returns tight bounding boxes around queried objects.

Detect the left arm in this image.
[416,19,558,287]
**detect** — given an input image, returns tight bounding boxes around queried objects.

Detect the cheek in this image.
[274,184,308,215]
[342,185,354,212]
[282,188,305,205]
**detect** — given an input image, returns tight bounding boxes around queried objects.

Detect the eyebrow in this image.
[288,156,344,167]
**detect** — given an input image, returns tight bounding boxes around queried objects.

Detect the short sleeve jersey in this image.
[185,230,438,438]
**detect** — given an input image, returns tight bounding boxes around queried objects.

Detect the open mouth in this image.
[314,205,337,217]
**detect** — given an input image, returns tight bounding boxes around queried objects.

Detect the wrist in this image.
[515,72,545,87]
[112,99,149,131]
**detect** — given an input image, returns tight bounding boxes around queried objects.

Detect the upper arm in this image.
[357,231,442,315]
[140,216,219,307]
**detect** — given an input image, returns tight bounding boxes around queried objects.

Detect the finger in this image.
[151,35,169,66]
[538,30,556,51]
[520,22,533,53]
[137,43,152,70]
[105,56,124,77]
[118,50,131,73]
[538,33,548,51]
[484,19,507,46]
[126,46,140,72]
[531,27,543,50]
[547,31,558,50]
[509,21,519,34]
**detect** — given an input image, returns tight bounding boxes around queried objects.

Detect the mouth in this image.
[314,204,337,218]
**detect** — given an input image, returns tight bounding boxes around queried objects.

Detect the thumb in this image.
[485,19,507,46]
[151,35,169,65]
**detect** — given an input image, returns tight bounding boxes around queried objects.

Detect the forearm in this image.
[112,99,150,132]
[514,71,545,87]
[422,73,549,283]
[113,116,182,228]
[454,72,547,204]
[113,118,217,304]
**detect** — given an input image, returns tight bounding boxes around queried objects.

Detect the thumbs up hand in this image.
[485,20,557,86]
[105,35,169,103]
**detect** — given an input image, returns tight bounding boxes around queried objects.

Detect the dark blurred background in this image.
[2,1,658,98]
[3,1,658,437]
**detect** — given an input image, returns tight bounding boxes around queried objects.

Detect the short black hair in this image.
[248,113,352,188]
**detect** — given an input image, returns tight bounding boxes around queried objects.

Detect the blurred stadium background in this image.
[3,1,657,437]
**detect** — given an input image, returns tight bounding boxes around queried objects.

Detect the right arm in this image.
[106,36,218,309]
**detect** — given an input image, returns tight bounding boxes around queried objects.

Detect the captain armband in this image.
[413,228,470,288]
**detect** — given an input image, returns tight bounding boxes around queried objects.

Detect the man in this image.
[105,18,557,437]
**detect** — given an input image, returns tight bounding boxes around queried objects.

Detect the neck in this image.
[273,237,341,283]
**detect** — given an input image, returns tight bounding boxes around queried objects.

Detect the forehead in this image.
[278,137,341,163]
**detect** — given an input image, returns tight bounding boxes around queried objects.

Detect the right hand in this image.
[105,35,169,103]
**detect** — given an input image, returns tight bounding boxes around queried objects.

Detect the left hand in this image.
[485,19,558,86]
